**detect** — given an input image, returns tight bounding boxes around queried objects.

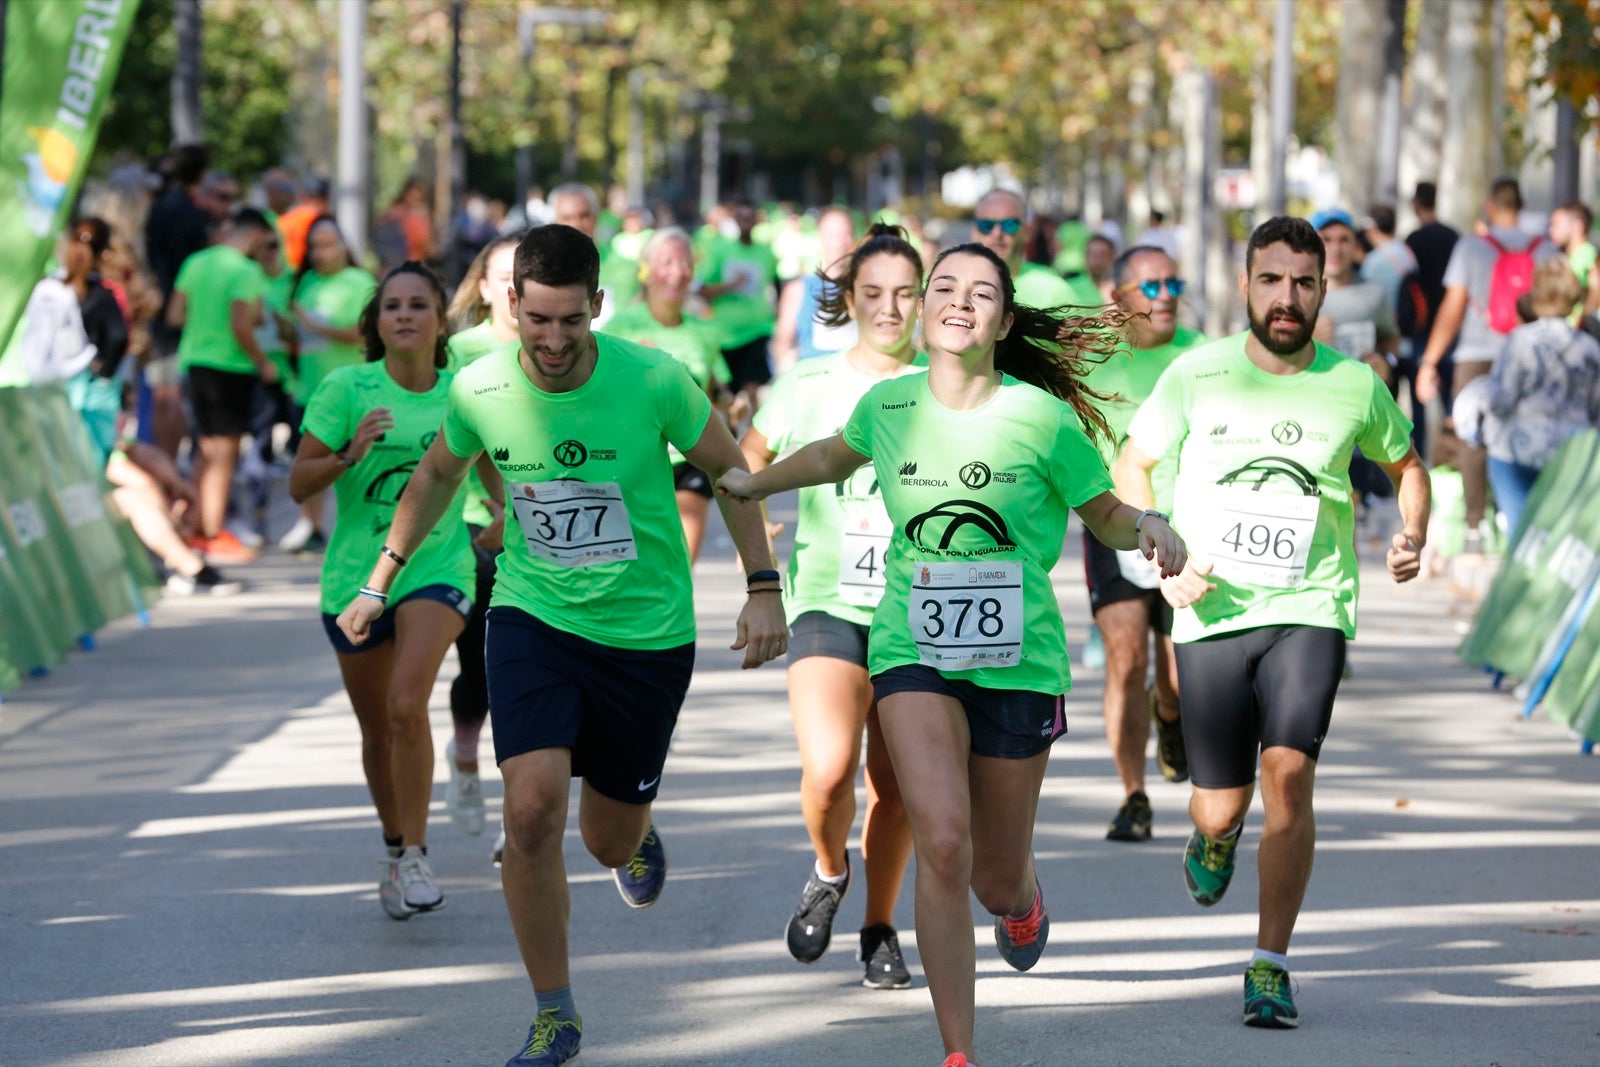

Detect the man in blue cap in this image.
[1311,207,1401,386]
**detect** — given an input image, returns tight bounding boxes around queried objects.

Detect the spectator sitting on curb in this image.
[106,436,243,596]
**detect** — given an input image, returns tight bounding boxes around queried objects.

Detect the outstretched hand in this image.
[1138,517,1188,579]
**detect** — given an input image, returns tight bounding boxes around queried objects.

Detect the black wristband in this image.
[381,545,408,568]
[746,569,780,586]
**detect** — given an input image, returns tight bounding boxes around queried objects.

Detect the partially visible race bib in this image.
[837,509,893,607]
[1115,547,1162,590]
[1194,487,1319,587]
[509,480,637,567]
[908,560,1023,671]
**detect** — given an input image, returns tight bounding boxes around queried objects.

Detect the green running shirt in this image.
[842,373,1112,694]
[753,352,927,626]
[174,245,268,375]
[1126,333,1413,642]
[442,334,713,649]
[301,361,473,614]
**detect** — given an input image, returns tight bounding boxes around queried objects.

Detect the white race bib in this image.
[1195,487,1320,587]
[837,510,893,607]
[510,480,637,567]
[1115,547,1162,590]
[909,560,1023,671]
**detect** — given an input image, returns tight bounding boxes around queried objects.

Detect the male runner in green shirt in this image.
[1118,216,1430,1030]
[971,188,1101,310]
[337,225,787,1067]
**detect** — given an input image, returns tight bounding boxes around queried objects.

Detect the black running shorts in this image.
[871,663,1065,759]
[484,606,695,804]
[786,610,869,669]
[186,365,258,437]
[1175,624,1346,789]
[671,460,714,500]
[1083,530,1173,635]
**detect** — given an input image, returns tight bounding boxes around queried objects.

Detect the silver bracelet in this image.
[358,586,389,603]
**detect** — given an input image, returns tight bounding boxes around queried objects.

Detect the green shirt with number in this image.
[442,334,713,649]
[754,352,927,627]
[842,373,1112,694]
[1126,333,1413,643]
[174,244,269,375]
[301,362,473,614]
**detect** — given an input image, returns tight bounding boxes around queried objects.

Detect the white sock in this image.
[815,860,848,885]
[1250,948,1289,970]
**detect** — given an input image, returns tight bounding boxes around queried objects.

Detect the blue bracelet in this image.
[358,586,389,603]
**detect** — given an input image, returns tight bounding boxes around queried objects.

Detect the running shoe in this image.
[1106,790,1153,842]
[1183,826,1241,906]
[379,855,413,920]
[165,564,244,597]
[1080,624,1106,669]
[200,529,258,565]
[612,825,666,908]
[859,923,911,989]
[298,529,328,555]
[786,855,851,963]
[941,1056,971,1067]
[444,739,486,836]
[505,1008,582,1066]
[277,515,316,552]
[396,845,445,913]
[1243,959,1298,1028]
[1152,696,1189,783]
[993,876,1049,972]
[492,826,506,867]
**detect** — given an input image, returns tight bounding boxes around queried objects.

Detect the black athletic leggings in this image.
[450,532,497,730]
[1175,625,1346,789]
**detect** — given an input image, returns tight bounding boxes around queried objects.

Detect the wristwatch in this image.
[1134,509,1169,534]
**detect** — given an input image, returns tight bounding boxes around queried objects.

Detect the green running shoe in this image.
[1183,826,1240,906]
[1243,959,1298,1028]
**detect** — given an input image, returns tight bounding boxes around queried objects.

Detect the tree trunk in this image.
[1373,0,1408,209]
[1399,0,1450,232]
[1438,0,1497,229]
[171,0,203,144]
[1335,0,1387,214]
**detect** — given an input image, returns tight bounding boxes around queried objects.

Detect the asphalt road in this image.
[2,497,1597,1067]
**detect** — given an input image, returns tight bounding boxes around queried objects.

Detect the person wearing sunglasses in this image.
[971,188,1101,314]
[1084,246,1206,845]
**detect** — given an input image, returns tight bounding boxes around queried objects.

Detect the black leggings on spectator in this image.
[451,533,496,731]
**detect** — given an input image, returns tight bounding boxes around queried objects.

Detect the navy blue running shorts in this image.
[321,584,471,654]
[484,606,695,804]
[1175,624,1346,789]
[871,663,1065,759]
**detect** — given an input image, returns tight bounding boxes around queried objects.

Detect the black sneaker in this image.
[1106,791,1153,842]
[298,529,328,556]
[1152,698,1188,783]
[785,856,850,963]
[858,924,911,989]
[165,564,244,597]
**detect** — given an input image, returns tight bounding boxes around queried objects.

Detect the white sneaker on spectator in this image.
[492,826,507,867]
[277,516,316,552]
[226,520,265,550]
[444,739,486,836]
[396,846,444,912]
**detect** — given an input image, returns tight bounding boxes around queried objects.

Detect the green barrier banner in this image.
[0,0,141,376]
[0,520,51,685]
[32,384,146,623]
[1537,567,1600,745]
[1458,430,1600,678]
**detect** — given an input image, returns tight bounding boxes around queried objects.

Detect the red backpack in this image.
[1482,234,1543,334]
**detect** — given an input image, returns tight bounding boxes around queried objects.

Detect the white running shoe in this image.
[444,739,486,836]
[396,845,445,912]
[492,826,507,868]
[277,515,316,552]
[226,519,265,550]
[379,855,413,920]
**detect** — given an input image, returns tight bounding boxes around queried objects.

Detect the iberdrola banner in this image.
[0,0,140,376]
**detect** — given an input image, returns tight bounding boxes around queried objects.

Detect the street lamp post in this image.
[515,6,606,208]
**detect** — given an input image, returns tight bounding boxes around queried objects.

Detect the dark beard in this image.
[1247,304,1316,356]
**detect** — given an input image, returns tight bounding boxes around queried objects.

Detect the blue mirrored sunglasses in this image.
[1122,277,1185,299]
[974,217,1023,236]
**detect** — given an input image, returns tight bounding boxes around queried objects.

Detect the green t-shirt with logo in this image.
[1084,325,1207,509]
[292,266,376,401]
[1126,333,1413,643]
[174,244,269,375]
[300,362,473,614]
[700,236,780,348]
[754,352,927,626]
[446,322,517,527]
[442,334,714,649]
[841,373,1113,694]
